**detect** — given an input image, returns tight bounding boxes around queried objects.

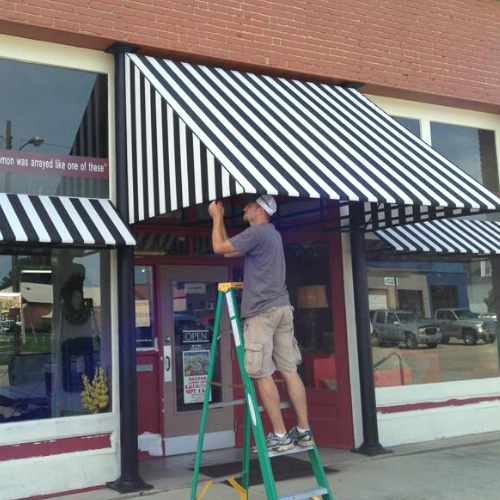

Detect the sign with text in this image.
[0,149,109,179]
[384,277,398,286]
[183,349,211,404]
[185,283,207,294]
[181,329,210,344]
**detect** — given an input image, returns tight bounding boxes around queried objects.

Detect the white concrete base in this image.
[164,430,235,456]
[1,450,119,500]
[139,432,164,456]
[378,400,500,446]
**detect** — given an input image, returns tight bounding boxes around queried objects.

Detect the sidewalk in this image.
[53,431,500,500]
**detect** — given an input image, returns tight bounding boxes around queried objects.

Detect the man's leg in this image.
[281,371,309,430]
[255,375,287,435]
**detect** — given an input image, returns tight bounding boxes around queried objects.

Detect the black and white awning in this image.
[375,219,500,256]
[125,54,500,229]
[0,193,136,247]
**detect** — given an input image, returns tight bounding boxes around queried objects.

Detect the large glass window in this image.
[393,117,421,138]
[285,241,336,390]
[368,259,500,387]
[0,250,111,422]
[0,57,109,198]
[431,122,499,194]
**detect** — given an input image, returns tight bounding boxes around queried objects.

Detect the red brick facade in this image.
[0,0,499,110]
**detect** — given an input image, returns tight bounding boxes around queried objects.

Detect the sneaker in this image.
[256,432,294,453]
[289,426,314,447]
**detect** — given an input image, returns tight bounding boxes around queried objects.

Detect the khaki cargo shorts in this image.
[243,305,302,378]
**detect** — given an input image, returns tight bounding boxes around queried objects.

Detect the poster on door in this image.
[183,349,211,404]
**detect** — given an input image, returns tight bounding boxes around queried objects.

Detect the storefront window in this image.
[393,117,421,138]
[0,250,111,423]
[0,57,108,198]
[135,266,155,349]
[285,241,336,390]
[431,123,499,194]
[368,259,500,387]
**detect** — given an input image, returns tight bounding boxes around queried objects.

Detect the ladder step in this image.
[209,399,292,411]
[258,401,292,412]
[208,399,245,409]
[268,444,313,458]
[200,472,243,484]
[278,487,329,500]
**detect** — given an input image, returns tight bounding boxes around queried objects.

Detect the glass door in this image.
[160,265,234,455]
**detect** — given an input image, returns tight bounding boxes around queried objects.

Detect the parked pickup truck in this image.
[370,309,441,349]
[434,308,496,345]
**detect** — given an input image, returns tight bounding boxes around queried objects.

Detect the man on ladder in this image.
[208,195,313,452]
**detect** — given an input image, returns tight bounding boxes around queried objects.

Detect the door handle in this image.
[163,345,172,382]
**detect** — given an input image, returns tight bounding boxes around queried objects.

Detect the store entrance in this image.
[159,265,234,455]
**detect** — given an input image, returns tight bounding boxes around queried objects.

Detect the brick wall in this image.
[1,0,499,108]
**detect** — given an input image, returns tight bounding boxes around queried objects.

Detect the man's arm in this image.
[209,201,241,257]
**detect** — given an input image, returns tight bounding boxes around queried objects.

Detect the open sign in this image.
[181,329,210,344]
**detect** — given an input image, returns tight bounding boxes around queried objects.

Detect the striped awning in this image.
[0,193,136,247]
[125,54,500,229]
[375,219,500,255]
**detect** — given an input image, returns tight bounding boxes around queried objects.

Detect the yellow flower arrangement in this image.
[81,367,109,414]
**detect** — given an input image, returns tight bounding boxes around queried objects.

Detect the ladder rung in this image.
[209,381,248,389]
[258,401,292,412]
[278,487,329,500]
[208,399,293,410]
[268,444,312,458]
[201,472,243,484]
[208,399,245,409]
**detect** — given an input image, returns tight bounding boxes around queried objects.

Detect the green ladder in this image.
[190,282,334,500]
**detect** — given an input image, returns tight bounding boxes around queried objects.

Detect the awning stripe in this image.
[266,76,411,203]
[205,67,334,199]
[350,91,500,209]
[126,54,500,227]
[316,86,451,206]
[134,55,262,194]
[176,61,302,197]
[330,87,467,208]
[376,219,500,255]
[0,194,135,247]
[18,194,51,243]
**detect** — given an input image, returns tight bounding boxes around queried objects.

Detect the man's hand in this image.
[210,201,239,256]
[208,201,224,219]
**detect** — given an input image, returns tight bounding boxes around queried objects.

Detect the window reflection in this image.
[135,266,155,349]
[172,282,221,412]
[368,259,500,387]
[393,117,421,138]
[431,122,499,193]
[0,251,111,423]
[0,57,108,198]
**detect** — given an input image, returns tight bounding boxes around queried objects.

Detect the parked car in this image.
[370,309,441,349]
[0,320,15,333]
[434,308,496,345]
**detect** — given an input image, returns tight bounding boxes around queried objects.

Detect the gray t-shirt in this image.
[229,223,290,318]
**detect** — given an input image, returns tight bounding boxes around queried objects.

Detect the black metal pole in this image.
[350,202,390,456]
[106,42,152,493]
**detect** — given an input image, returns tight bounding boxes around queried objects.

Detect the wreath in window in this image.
[60,273,92,325]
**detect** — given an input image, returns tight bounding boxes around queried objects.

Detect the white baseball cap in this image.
[256,195,277,216]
